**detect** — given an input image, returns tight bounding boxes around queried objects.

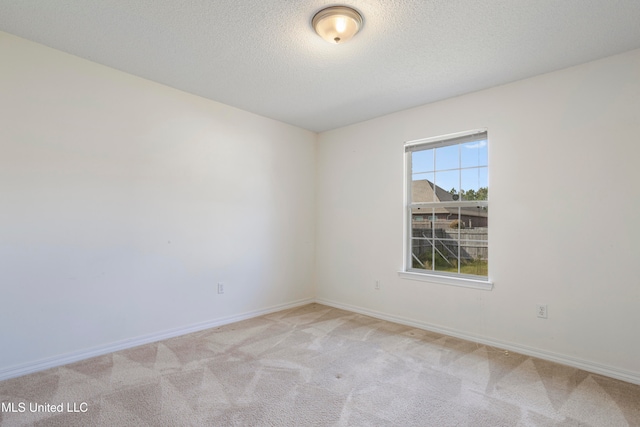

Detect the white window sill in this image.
[398,271,493,290]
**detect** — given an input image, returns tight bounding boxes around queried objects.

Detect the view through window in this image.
[405,130,488,280]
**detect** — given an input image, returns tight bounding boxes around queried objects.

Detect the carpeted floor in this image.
[1,303,639,426]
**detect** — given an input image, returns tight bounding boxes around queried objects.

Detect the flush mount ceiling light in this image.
[312,6,363,44]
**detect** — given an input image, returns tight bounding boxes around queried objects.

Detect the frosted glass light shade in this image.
[312,6,363,44]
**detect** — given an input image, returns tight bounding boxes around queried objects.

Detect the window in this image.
[401,129,490,289]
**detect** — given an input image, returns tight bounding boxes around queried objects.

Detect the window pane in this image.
[435,144,459,171]
[459,239,488,277]
[434,170,459,199]
[411,207,433,230]
[411,173,435,202]
[461,138,488,168]
[460,167,488,201]
[432,208,460,274]
[463,207,488,231]
[411,237,432,270]
[412,149,434,173]
[433,238,460,274]
[411,208,433,270]
[443,207,462,232]
[459,205,488,229]
[459,202,488,277]
[429,207,458,231]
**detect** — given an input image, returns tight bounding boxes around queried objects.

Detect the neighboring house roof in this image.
[411,180,487,218]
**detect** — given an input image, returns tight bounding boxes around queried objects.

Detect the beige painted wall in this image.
[315,48,640,377]
[0,32,316,372]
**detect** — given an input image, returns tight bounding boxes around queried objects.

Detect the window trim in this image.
[397,270,493,290]
[401,129,493,289]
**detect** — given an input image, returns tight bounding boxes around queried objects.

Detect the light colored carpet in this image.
[1,303,639,426]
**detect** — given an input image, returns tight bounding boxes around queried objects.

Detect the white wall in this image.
[0,32,316,374]
[316,48,640,379]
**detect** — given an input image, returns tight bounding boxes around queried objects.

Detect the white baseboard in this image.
[0,298,314,382]
[4,296,638,386]
[315,298,640,386]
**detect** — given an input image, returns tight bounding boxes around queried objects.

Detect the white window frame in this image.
[399,129,493,290]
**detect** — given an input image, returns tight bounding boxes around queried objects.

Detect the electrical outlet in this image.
[536,304,547,319]
[374,280,381,290]
[218,283,224,294]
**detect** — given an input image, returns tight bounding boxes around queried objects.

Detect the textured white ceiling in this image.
[1,0,640,132]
